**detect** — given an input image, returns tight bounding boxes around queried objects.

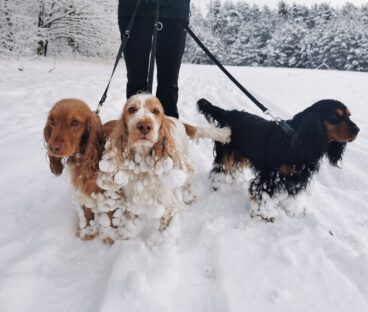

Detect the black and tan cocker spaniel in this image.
[198,98,359,221]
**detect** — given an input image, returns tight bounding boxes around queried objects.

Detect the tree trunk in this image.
[37,1,47,56]
[3,0,13,51]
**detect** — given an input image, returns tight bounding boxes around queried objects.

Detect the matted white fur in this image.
[93,94,197,240]
[92,94,230,241]
[96,137,194,240]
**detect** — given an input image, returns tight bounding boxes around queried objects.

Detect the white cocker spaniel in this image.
[96,94,231,240]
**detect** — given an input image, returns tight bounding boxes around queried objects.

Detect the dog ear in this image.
[44,120,64,176]
[43,121,51,142]
[80,113,104,172]
[327,142,346,166]
[49,157,64,175]
[109,119,130,161]
[152,117,178,164]
[291,110,328,162]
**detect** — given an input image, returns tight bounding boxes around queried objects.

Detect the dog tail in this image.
[197,98,227,124]
[184,123,231,144]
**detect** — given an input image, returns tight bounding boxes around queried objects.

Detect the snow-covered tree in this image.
[183,3,208,64]
[0,0,119,57]
[1,0,367,72]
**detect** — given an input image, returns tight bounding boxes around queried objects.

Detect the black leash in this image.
[147,0,161,93]
[185,25,295,136]
[96,0,142,114]
[96,1,295,137]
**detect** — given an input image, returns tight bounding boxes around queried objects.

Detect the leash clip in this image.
[123,30,130,38]
[156,21,163,31]
[264,110,295,136]
[264,109,278,122]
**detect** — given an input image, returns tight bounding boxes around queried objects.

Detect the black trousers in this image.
[119,16,186,118]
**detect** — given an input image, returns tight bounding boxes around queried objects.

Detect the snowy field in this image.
[0,57,367,312]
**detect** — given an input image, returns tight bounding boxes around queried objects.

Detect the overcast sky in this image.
[192,0,368,13]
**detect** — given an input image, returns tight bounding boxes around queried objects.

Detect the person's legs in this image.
[118,16,154,99]
[156,19,186,118]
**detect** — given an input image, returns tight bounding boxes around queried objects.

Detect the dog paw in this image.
[77,222,98,240]
[118,216,145,240]
[250,194,278,222]
[250,211,276,223]
[279,196,306,218]
[159,209,176,231]
[182,185,196,205]
[102,237,115,245]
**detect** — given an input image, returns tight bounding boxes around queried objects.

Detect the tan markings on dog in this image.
[76,228,96,241]
[279,164,298,176]
[324,121,354,143]
[336,109,344,116]
[108,118,130,162]
[222,152,250,173]
[103,120,119,139]
[122,97,141,132]
[183,123,197,139]
[152,116,179,165]
[83,206,95,223]
[345,109,351,116]
[250,196,259,206]
[102,237,115,245]
[145,97,164,122]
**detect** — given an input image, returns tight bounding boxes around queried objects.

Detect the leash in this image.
[96,1,295,137]
[185,25,295,136]
[97,0,161,113]
[96,0,142,114]
[147,0,161,93]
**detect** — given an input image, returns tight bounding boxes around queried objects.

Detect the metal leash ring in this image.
[156,21,163,31]
[123,30,130,39]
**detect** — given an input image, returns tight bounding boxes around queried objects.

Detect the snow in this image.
[0,57,368,312]
[96,133,193,241]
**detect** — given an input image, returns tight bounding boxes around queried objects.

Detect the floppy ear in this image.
[327,142,346,166]
[49,157,64,175]
[109,119,130,162]
[152,117,178,164]
[44,120,64,176]
[291,110,328,162]
[80,113,104,172]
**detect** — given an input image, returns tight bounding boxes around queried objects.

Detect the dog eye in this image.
[49,117,56,125]
[152,108,160,115]
[128,106,137,114]
[71,120,80,126]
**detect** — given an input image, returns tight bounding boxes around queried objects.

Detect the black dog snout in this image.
[351,124,360,134]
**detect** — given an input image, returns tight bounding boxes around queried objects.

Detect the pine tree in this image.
[183,3,208,64]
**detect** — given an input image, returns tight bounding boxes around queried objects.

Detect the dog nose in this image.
[137,122,152,135]
[351,125,360,134]
[49,143,62,154]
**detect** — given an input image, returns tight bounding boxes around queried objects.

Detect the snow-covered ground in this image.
[0,57,367,312]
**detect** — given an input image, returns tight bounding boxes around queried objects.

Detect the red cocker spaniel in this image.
[43,98,117,240]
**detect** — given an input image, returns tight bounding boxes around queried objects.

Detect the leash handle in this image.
[96,0,142,114]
